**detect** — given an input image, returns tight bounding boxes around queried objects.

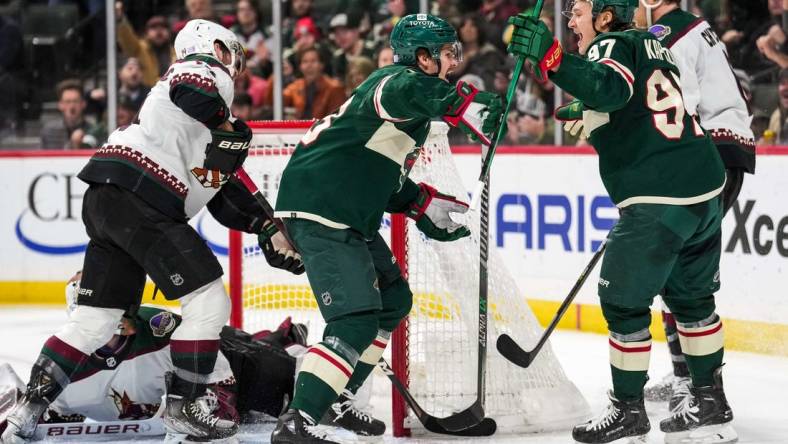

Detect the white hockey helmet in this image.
[174,19,246,78]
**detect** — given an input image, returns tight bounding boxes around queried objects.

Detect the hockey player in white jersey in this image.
[634,0,756,421]
[1,19,303,444]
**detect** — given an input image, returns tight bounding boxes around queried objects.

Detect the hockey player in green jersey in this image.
[509,1,735,443]
[269,13,505,444]
[636,0,755,412]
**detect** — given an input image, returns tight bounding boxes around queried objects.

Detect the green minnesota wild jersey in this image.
[551,29,725,207]
[275,64,460,238]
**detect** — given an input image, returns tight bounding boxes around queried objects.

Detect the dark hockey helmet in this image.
[390,13,461,66]
[563,0,639,27]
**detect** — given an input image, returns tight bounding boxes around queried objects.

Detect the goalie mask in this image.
[390,14,462,67]
[174,19,246,78]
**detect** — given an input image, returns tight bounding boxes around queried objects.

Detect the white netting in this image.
[238,122,589,433]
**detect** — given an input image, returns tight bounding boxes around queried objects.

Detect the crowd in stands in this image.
[1,0,788,148]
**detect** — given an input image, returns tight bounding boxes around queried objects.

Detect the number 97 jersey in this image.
[561,30,725,209]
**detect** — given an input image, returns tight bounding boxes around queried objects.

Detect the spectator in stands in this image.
[726,0,783,81]
[449,13,507,90]
[116,97,139,128]
[764,68,788,143]
[283,16,332,78]
[235,68,269,116]
[118,58,150,111]
[480,0,519,50]
[0,15,24,132]
[345,56,375,95]
[231,0,272,77]
[371,0,409,46]
[376,46,394,67]
[173,0,227,34]
[283,0,316,49]
[232,92,254,121]
[756,14,788,69]
[431,0,462,26]
[116,2,175,87]
[283,47,346,119]
[505,86,547,144]
[329,10,377,81]
[41,80,104,149]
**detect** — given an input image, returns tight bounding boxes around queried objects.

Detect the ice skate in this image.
[660,368,737,444]
[162,373,238,442]
[572,391,650,444]
[321,390,385,437]
[1,358,65,444]
[271,409,338,444]
[645,373,692,412]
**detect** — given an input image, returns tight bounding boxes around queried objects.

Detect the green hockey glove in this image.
[554,99,587,137]
[507,14,563,81]
[406,183,470,242]
[443,81,506,145]
[257,220,305,275]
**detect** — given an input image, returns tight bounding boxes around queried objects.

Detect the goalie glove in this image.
[443,81,506,145]
[406,183,470,242]
[554,99,587,137]
[257,220,305,275]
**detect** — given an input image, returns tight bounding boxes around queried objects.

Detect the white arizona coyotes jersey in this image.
[651,11,754,150]
[50,347,233,421]
[103,56,235,218]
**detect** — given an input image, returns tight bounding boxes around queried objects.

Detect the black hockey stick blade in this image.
[497,241,607,369]
[424,415,497,436]
[377,359,496,436]
[434,400,487,433]
[496,333,535,368]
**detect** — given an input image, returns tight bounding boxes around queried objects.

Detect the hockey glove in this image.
[204,118,253,179]
[407,183,470,242]
[443,81,506,145]
[258,220,305,275]
[554,99,587,137]
[507,14,563,81]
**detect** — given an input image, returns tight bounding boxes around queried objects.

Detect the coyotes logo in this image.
[191,167,229,189]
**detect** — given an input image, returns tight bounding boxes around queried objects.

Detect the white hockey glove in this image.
[554,99,587,137]
[257,220,305,275]
[406,183,470,242]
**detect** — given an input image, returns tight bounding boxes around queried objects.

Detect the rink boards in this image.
[0,146,785,356]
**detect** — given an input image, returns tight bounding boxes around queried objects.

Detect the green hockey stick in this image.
[469,0,544,210]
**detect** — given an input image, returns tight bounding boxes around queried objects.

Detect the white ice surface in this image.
[1,306,786,443]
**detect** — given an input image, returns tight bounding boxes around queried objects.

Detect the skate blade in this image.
[664,423,738,444]
[165,432,240,444]
[575,435,648,444]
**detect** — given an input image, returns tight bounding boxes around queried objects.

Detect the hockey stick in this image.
[468,0,543,211]
[376,358,497,436]
[235,167,293,243]
[452,0,546,430]
[236,168,493,432]
[497,241,607,368]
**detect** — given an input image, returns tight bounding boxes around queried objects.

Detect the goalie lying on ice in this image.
[0,276,309,442]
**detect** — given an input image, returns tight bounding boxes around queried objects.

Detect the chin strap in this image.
[641,0,664,28]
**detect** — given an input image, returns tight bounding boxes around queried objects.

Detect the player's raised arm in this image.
[507,14,634,113]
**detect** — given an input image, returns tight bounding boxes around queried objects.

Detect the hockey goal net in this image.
[229,120,589,436]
